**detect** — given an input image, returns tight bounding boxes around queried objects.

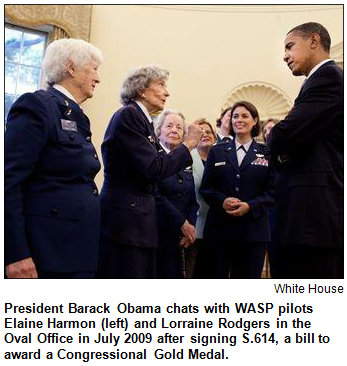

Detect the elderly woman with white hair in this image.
[98,65,202,278]
[154,109,199,278]
[5,38,103,278]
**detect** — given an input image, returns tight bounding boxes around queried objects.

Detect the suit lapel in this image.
[224,139,239,171]
[297,60,337,99]
[130,101,153,129]
[130,101,159,147]
[48,87,90,132]
[240,140,257,170]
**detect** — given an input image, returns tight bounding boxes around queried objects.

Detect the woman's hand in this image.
[226,201,250,216]
[6,257,38,278]
[183,121,204,150]
[222,197,240,211]
[179,236,191,248]
[180,220,196,244]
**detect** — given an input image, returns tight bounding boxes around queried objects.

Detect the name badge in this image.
[61,119,78,132]
[215,161,226,166]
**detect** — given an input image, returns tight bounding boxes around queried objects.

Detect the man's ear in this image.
[66,59,75,77]
[310,33,320,50]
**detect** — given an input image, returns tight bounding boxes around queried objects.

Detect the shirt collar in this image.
[307,59,333,80]
[218,132,233,140]
[159,142,171,154]
[235,139,252,151]
[134,100,153,124]
[53,84,78,104]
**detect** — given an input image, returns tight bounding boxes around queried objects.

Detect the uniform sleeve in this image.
[187,178,199,226]
[5,93,49,265]
[155,187,186,233]
[114,107,192,182]
[267,68,343,156]
[199,148,228,208]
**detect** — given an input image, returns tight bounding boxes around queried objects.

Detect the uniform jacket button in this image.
[178,179,183,184]
[51,207,58,215]
[94,153,98,159]
[236,174,240,178]
[69,134,75,141]
[130,202,137,207]
[177,193,182,198]
[93,189,98,196]
[235,187,240,192]
[86,136,91,141]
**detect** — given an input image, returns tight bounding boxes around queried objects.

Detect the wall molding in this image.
[143,5,342,13]
[331,41,343,68]
[221,82,292,121]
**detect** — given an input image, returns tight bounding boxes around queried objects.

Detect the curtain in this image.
[5,4,92,41]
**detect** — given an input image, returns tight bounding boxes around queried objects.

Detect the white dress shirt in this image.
[307,58,333,80]
[53,84,78,104]
[235,139,252,166]
[159,142,171,154]
[134,100,153,124]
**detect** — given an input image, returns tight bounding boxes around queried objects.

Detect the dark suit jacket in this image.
[100,101,193,248]
[156,149,199,252]
[267,60,343,249]
[200,139,275,243]
[5,87,101,272]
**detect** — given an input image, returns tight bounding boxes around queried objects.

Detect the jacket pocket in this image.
[101,191,150,214]
[288,172,327,187]
[55,125,85,146]
[24,196,85,220]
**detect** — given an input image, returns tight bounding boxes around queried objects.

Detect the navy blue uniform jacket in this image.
[267,60,343,249]
[200,139,275,242]
[100,102,193,248]
[156,149,199,252]
[5,88,101,272]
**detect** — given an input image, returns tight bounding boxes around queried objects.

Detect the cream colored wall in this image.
[82,5,343,188]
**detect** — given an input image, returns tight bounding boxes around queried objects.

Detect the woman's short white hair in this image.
[155,109,187,140]
[42,38,103,86]
[120,64,169,105]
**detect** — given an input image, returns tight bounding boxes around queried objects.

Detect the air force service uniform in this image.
[199,139,276,278]
[98,101,193,278]
[5,87,101,277]
[156,147,199,278]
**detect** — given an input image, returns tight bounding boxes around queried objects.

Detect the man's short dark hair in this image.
[216,107,232,128]
[288,22,331,53]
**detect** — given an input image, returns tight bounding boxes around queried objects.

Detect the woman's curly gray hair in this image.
[154,109,187,140]
[120,64,169,105]
[42,38,103,87]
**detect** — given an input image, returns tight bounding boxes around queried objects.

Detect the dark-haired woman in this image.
[200,101,276,278]
[215,107,233,142]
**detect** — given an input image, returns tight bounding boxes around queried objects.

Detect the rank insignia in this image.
[148,135,155,144]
